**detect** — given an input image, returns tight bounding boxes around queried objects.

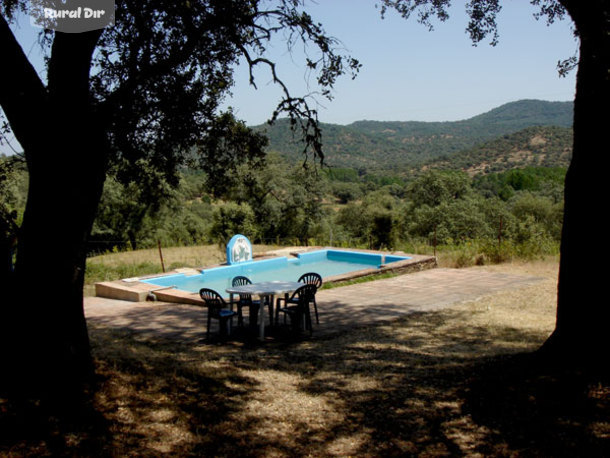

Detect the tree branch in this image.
[47,30,103,109]
[0,13,47,153]
[236,43,325,163]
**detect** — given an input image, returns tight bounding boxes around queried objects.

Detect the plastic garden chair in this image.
[276,283,317,335]
[199,288,238,341]
[276,272,322,324]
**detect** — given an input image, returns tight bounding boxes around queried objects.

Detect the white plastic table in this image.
[226,280,303,340]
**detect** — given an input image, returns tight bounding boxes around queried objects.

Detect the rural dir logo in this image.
[29,0,115,33]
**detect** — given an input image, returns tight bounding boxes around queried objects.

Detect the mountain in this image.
[254,99,573,172]
[418,125,573,176]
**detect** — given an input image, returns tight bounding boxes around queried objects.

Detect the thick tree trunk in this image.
[8,154,106,393]
[0,24,107,395]
[541,0,610,368]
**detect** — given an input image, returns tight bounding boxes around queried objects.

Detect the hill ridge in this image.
[255,99,573,173]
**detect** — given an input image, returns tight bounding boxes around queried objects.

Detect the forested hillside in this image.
[1,99,572,261]
[417,125,573,176]
[257,99,573,172]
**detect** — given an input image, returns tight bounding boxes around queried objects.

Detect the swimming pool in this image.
[140,249,411,294]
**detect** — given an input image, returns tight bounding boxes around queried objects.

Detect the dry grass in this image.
[88,244,281,269]
[2,259,609,456]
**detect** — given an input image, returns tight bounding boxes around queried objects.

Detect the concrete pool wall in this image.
[94,247,437,305]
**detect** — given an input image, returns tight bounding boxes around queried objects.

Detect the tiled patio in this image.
[85,267,544,343]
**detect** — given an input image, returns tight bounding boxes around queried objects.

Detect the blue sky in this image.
[224,0,577,125]
[2,1,577,153]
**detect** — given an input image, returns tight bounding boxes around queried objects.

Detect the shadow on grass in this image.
[0,392,109,456]
[1,307,608,456]
[221,311,609,456]
[463,352,610,456]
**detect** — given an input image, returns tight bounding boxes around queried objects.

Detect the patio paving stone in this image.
[84,267,545,343]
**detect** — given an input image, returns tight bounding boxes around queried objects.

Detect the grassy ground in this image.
[2,257,608,456]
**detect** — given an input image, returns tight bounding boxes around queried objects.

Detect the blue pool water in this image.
[140,249,411,294]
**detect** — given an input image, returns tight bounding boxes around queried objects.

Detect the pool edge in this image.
[94,249,437,304]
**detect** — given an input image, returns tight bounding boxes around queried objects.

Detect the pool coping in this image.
[94,247,437,305]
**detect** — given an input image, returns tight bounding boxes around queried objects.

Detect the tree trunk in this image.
[0,25,107,395]
[541,0,610,368]
[128,230,138,251]
[8,155,106,393]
